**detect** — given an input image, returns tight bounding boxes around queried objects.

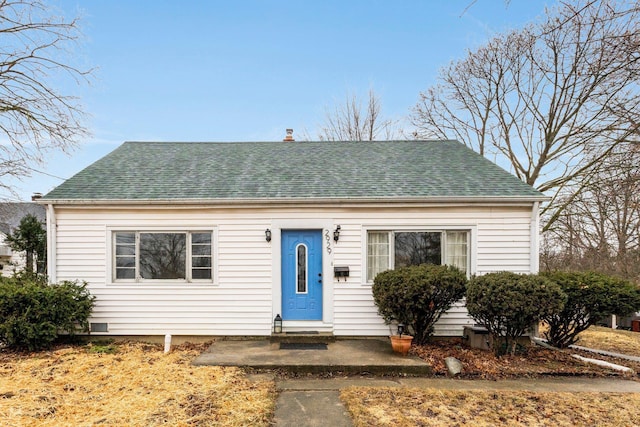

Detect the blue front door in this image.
[281,230,323,320]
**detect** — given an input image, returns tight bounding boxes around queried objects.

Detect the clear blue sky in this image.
[6,0,551,201]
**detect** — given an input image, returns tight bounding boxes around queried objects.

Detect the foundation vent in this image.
[90,323,109,333]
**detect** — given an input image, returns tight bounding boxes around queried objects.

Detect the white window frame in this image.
[364,226,474,283]
[108,227,216,285]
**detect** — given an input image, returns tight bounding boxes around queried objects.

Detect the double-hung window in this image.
[366,230,469,282]
[113,231,213,282]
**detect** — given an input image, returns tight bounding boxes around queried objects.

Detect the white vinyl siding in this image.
[49,204,537,337]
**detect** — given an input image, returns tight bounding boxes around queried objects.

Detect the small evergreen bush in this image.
[466,272,565,355]
[0,277,95,351]
[541,271,640,348]
[372,264,468,345]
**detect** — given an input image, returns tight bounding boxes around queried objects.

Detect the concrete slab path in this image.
[192,338,431,375]
[273,390,352,427]
[277,376,640,393]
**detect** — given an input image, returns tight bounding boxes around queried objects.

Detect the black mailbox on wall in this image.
[334,266,349,281]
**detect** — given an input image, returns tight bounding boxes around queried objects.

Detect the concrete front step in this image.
[193,338,432,375]
[270,332,337,344]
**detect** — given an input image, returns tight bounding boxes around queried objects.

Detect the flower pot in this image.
[390,335,413,356]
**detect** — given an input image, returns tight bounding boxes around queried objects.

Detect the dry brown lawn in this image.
[2,327,638,426]
[576,326,640,356]
[341,387,640,426]
[0,342,274,427]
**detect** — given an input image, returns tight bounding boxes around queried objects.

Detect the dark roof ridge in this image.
[118,139,459,145]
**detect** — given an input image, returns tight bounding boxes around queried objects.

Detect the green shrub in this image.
[466,272,565,355]
[0,277,95,351]
[372,264,468,345]
[541,271,640,348]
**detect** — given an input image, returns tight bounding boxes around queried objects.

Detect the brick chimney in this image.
[283,128,295,142]
[31,192,43,201]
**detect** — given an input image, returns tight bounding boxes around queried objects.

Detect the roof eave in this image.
[38,195,550,206]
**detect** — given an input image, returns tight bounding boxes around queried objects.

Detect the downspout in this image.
[530,201,540,273]
[530,201,541,338]
[46,204,57,283]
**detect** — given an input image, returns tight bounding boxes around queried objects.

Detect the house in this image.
[0,202,46,276]
[39,139,546,338]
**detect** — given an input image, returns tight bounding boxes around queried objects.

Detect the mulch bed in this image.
[411,338,639,380]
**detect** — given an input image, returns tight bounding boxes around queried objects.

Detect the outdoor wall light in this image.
[397,323,406,336]
[273,314,282,334]
[333,225,341,242]
[265,229,272,242]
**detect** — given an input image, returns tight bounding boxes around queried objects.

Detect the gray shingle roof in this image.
[42,140,545,202]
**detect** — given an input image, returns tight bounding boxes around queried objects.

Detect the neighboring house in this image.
[0,202,46,277]
[39,139,546,337]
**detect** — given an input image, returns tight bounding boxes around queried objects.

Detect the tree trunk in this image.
[25,249,34,273]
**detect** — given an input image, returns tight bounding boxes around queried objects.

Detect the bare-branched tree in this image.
[541,142,640,282]
[0,0,92,197]
[318,89,403,141]
[411,0,640,230]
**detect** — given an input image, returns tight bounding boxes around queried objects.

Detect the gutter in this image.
[530,201,540,273]
[37,195,550,206]
[46,204,57,284]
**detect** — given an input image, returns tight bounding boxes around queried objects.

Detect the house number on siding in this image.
[324,229,332,254]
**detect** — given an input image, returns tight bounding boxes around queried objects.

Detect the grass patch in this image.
[341,387,640,426]
[0,342,275,426]
[576,326,640,356]
[86,341,118,354]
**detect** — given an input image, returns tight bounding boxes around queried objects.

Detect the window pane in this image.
[192,269,212,280]
[394,232,441,268]
[367,232,390,281]
[115,232,136,281]
[116,245,135,256]
[116,233,135,244]
[192,233,211,244]
[191,232,212,280]
[192,244,211,256]
[192,257,211,268]
[116,268,135,279]
[116,257,135,268]
[297,244,307,293]
[446,231,468,274]
[140,233,186,279]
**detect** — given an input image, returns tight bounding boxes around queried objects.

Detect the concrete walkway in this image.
[570,344,640,363]
[277,376,640,393]
[273,388,353,427]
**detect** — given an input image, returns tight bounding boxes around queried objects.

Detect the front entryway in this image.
[281,229,322,320]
